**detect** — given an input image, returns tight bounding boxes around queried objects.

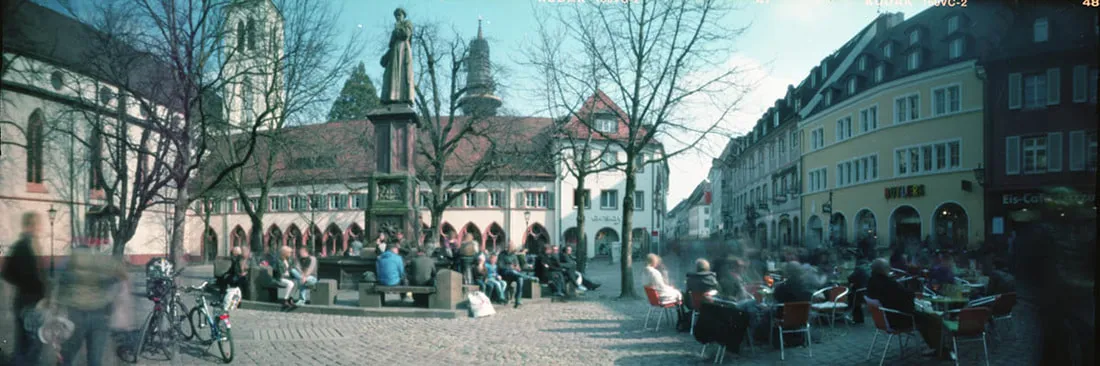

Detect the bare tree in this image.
[531,0,750,297]
[412,22,528,250]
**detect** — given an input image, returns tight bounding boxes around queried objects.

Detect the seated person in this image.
[772,262,813,317]
[846,259,871,324]
[407,248,437,287]
[558,246,600,291]
[643,254,682,303]
[497,247,537,308]
[483,254,508,303]
[685,258,719,307]
[889,249,909,272]
[929,254,957,286]
[273,246,298,308]
[457,233,480,282]
[867,258,952,359]
[535,245,567,297]
[376,246,406,287]
[291,247,319,306]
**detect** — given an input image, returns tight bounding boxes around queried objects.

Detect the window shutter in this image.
[516,192,525,208]
[1073,65,1088,102]
[1047,68,1060,105]
[1069,130,1085,171]
[1005,136,1021,175]
[1008,73,1022,109]
[1048,132,1063,172]
[547,192,555,209]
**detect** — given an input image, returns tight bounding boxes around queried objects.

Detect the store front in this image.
[989,188,1096,239]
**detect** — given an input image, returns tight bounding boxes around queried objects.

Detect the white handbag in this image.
[467,291,496,318]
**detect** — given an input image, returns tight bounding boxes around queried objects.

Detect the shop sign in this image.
[1001,192,1095,207]
[884,184,926,200]
[591,215,621,224]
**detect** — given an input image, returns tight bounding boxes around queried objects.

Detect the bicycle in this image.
[185,281,236,363]
[133,267,190,361]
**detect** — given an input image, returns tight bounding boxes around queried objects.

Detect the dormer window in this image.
[773,112,780,127]
[947,16,960,34]
[858,56,867,71]
[949,38,965,59]
[883,43,894,58]
[847,78,858,95]
[596,117,616,133]
[824,90,832,106]
[875,64,886,82]
[810,71,817,88]
[794,98,802,111]
[907,51,921,71]
[821,60,829,79]
[908,30,920,45]
[1033,17,1049,42]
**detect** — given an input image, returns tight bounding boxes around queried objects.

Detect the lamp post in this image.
[523,210,531,250]
[47,205,57,276]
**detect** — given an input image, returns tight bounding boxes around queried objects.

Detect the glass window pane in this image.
[910,148,920,173]
[936,144,947,169]
[949,141,961,167]
[897,150,907,174]
[923,146,933,171]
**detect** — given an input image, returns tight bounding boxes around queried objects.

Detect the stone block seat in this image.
[359,269,463,310]
[313,279,338,306]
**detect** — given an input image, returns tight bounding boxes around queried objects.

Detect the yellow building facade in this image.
[799,61,985,251]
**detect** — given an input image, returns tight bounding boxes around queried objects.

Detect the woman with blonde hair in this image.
[644,253,681,303]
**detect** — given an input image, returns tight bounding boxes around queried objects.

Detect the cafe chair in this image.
[942,307,993,366]
[811,285,850,328]
[865,297,917,366]
[770,301,813,361]
[643,286,680,332]
[689,290,709,337]
[988,292,1016,341]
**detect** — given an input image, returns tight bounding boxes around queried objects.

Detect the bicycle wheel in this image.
[136,311,157,359]
[173,298,193,340]
[189,306,212,343]
[216,319,234,363]
[159,313,178,360]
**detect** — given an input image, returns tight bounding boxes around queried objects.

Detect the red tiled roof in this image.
[557,89,651,142]
[203,115,556,189]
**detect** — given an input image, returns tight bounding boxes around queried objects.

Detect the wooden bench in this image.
[313,279,337,306]
[359,284,435,307]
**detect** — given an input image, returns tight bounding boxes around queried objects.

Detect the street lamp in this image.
[47,205,57,276]
[972,163,986,187]
[523,210,531,248]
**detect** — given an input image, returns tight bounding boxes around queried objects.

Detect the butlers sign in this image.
[884,184,926,200]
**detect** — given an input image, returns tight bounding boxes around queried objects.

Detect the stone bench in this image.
[358,269,462,310]
[313,279,337,306]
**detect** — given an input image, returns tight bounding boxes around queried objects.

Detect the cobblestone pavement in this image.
[4,254,1036,365]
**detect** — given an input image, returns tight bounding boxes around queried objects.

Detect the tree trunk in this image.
[249,217,264,256]
[169,187,188,265]
[619,165,637,298]
[427,207,444,251]
[575,175,588,273]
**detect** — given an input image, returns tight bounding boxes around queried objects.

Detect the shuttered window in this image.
[1046,68,1060,105]
[1048,132,1063,172]
[1005,136,1020,175]
[1008,73,1022,109]
[1073,65,1088,102]
[1068,131,1085,171]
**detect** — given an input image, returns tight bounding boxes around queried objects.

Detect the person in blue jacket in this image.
[376,245,406,286]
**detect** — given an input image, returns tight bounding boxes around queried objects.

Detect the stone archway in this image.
[807,216,823,248]
[266,225,283,254]
[230,226,248,250]
[440,222,457,246]
[778,217,792,247]
[595,227,620,257]
[856,209,877,243]
[347,223,364,247]
[890,205,921,249]
[933,202,968,250]
[830,212,848,246]
[308,224,323,255]
[524,223,550,254]
[323,223,343,257]
[285,225,303,252]
[485,223,505,253]
[203,227,218,262]
[462,222,482,246]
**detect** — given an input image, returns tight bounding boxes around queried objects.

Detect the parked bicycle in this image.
[185,281,236,363]
[133,265,190,361]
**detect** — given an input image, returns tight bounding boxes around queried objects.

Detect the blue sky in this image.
[39,0,932,207]
[338,0,932,206]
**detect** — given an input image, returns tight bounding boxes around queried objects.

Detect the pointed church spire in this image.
[461,17,501,116]
[478,16,484,40]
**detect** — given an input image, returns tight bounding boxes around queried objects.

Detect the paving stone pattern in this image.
[3,255,1036,365]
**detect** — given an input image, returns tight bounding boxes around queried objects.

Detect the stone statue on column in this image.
[380,8,415,104]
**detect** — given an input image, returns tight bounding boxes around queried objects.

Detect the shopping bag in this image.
[467,291,496,318]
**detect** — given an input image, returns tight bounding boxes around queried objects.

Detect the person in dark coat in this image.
[534,245,566,296]
[559,246,599,291]
[407,249,437,286]
[2,213,46,364]
[846,259,871,324]
[866,258,949,358]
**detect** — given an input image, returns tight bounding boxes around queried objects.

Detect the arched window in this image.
[237,20,246,50]
[246,18,257,51]
[26,109,45,183]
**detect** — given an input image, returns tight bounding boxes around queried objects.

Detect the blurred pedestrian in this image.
[1,212,46,365]
[56,241,128,366]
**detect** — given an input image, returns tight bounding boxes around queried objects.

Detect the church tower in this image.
[459,19,502,117]
[224,0,284,130]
